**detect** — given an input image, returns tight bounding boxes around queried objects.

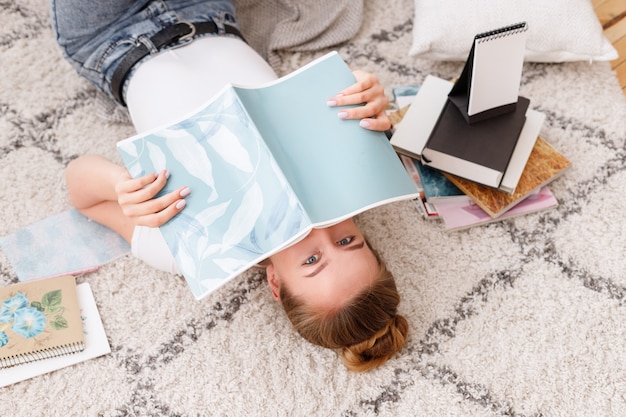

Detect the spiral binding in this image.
[0,341,85,368]
[475,22,527,43]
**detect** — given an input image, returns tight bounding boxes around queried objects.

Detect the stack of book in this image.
[389,23,571,231]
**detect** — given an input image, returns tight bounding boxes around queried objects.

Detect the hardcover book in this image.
[117,51,419,300]
[0,275,85,368]
[444,137,572,218]
[421,95,530,188]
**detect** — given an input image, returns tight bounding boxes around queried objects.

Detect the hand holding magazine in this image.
[117,52,418,300]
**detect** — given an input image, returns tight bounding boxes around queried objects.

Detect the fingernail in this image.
[176,200,186,210]
[327,99,337,107]
[360,120,371,128]
[338,111,348,119]
[179,187,190,197]
[165,169,171,179]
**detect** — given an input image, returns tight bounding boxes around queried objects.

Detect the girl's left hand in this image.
[327,70,391,132]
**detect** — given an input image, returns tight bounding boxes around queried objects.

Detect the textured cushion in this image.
[410,0,618,62]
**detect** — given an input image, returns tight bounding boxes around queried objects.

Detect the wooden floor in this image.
[594,0,626,96]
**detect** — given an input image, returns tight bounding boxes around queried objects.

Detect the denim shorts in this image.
[49,0,240,104]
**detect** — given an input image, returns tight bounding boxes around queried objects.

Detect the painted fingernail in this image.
[360,120,371,128]
[179,187,190,197]
[327,99,337,107]
[176,200,186,210]
[338,111,348,119]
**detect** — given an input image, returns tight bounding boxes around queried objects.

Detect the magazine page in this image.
[117,87,313,299]
[233,52,418,224]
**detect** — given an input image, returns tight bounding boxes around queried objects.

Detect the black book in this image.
[421,96,530,189]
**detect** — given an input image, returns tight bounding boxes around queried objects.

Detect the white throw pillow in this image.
[410,0,618,62]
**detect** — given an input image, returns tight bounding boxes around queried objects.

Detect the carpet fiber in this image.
[1,1,626,416]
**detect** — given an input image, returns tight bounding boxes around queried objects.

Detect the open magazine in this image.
[117,52,419,299]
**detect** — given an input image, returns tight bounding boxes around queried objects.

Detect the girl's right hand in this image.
[115,169,190,228]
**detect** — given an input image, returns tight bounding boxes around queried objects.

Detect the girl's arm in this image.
[66,154,189,242]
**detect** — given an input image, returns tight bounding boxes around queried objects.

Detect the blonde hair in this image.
[279,258,408,372]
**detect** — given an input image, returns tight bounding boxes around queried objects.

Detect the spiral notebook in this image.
[0,275,85,368]
[448,22,529,123]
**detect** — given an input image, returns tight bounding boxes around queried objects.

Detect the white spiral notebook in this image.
[449,22,529,123]
[469,22,529,116]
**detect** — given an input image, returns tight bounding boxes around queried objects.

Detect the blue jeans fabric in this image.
[49,0,239,104]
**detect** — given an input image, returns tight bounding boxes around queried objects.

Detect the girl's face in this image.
[266,219,379,310]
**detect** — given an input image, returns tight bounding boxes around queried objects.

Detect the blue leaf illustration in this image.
[219,182,264,251]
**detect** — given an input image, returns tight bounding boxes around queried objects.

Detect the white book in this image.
[390,75,451,160]
[499,108,545,193]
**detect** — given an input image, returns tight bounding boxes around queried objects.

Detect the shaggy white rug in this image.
[1,1,626,416]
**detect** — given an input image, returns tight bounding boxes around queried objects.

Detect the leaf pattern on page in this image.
[219,182,264,252]
[117,87,311,299]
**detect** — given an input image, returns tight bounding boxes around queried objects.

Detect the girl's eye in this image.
[337,236,354,246]
[304,254,319,265]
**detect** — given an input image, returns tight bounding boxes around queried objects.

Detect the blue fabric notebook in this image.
[0,209,130,282]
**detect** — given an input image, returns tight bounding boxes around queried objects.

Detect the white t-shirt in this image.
[126,35,277,133]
